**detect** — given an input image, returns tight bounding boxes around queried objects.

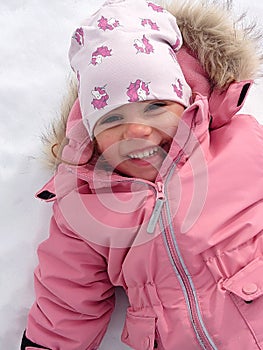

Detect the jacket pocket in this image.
[222,256,263,302]
[121,309,156,350]
[222,256,263,346]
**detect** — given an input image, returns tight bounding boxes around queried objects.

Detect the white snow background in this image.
[0,0,262,349]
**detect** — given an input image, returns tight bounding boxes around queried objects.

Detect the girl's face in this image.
[94,100,185,181]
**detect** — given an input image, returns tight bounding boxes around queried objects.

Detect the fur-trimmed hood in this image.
[169,0,262,89]
[43,0,263,168]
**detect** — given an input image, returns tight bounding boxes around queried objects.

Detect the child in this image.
[21,0,263,349]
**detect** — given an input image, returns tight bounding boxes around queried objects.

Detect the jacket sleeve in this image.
[23,202,115,350]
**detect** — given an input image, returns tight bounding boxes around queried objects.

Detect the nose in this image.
[123,123,153,139]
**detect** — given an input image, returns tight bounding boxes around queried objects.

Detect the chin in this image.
[115,161,160,181]
[127,170,158,181]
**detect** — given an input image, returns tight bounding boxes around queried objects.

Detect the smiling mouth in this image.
[127,146,159,160]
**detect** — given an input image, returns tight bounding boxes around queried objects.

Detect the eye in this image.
[145,101,167,113]
[100,114,123,125]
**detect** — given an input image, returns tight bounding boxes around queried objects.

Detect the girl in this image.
[21,0,263,349]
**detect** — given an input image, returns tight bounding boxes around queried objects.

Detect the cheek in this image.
[95,126,122,154]
[96,138,109,154]
[157,122,179,139]
[154,113,181,138]
[168,103,185,117]
[96,132,115,153]
[96,134,121,167]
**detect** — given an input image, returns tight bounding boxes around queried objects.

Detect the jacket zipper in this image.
[147,181,166,234]
[158,165,218,350]
[161,212,216,349]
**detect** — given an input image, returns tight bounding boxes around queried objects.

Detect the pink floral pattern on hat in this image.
[169,38,181,60]
[147,2,164,12]
[98,16,120,31]
[127,79,150,102]
[173,79,183,98]
[73,28,84,46]
[134,35,154,54]
[91,46,112,66]
[91,86,109,109]
[141,18,160,31]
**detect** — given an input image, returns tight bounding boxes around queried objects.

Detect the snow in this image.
[0,0,262,348]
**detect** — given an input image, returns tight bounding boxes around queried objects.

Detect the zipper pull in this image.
[147,182,166,234]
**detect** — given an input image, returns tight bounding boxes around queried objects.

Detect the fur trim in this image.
[167,0,263,88]
[43,0,263,169]
[41,77,77,169]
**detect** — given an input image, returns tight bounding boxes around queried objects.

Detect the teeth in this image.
[128,147,158,159]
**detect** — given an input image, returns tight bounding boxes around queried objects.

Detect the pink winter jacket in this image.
[23,79,263,349]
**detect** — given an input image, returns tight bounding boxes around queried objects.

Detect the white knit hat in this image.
[69,0,192,136]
